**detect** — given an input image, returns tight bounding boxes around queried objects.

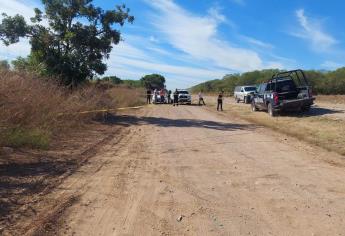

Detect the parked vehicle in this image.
[251,69,315,116]
[234,86,257,103]
[177,89,192,105]
[152,93,167,104]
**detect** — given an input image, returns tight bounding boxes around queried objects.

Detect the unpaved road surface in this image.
[55,105,345,236]
[225,96,345,121]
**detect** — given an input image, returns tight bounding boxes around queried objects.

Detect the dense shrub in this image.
[0,71,145,148]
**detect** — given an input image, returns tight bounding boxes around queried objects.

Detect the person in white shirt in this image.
[198,91,206,106]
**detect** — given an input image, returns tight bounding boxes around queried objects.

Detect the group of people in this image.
[146,88,176,105]
[146,88,224,111]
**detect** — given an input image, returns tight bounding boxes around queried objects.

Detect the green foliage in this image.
[103,76,123,84]
[190,68,345,95]
[101,76,143,88]
[0,13,29,45]
[11,56,45,74]
[140,74,166,89]
[122,80,143,88]
[0,1,134,86]
[0,60,10,70]
[1,128,50,149]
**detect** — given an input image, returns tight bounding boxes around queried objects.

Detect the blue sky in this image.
[1,0,345,89]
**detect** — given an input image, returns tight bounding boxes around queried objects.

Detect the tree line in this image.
[102,74,166,89]
[0,57,166,90]
[190,68,345,95]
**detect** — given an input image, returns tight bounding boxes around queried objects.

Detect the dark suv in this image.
[251,70,315,116]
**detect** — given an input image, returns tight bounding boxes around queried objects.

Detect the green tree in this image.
[140,74,166,89]
[11,56,45,73]
[0,1,134,87]
[0,60,10,70]
[102,75,123,84]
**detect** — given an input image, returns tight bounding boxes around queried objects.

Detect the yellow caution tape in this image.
[58,105,145,116]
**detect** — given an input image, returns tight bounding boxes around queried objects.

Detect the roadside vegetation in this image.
[190,68,345,95]
[0,1,154,150]
[316,95,345,104]
[205,100,345,156]
[102,73,166,89]
[0,70,145,149]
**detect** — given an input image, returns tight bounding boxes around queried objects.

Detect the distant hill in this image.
[190,68,345,95]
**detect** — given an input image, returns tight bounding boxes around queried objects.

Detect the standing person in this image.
[160,89,165,103]
[198,91,206,106]
[173,89,179,106]
[168,90,172,104]
[146,88,152,104]
[217,91,224,111]
[154,88,158,103]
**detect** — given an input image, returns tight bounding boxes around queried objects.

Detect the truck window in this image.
[259,84,267,93]
[276,80,297,93]
[244,87,256,92]
[266,83,273,91]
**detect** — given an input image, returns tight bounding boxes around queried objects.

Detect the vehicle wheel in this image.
[235,96,239,103]
[251,101,258,112]
[301,106,311,112]
[267,103,277,117]
[244,96,249,104]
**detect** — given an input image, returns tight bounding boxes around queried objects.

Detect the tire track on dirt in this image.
[37,105,345,236]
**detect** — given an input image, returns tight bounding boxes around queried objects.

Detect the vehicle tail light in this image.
[273,92,279,105]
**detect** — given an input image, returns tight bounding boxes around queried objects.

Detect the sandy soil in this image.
[43,105,345,236]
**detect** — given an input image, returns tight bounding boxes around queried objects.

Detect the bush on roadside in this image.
[0,71,145,149]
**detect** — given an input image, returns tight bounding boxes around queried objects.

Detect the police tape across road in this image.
[57,105,146,116]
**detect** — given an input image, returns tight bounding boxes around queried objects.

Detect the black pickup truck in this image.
[251,69,315,116]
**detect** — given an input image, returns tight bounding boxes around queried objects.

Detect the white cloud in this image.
[321,60,343,70]
[107,40,228,87]
[0,0,45,60]
[104,0,287,88]
[146,0,264,72]
[241,35,274,49]
[0,38,31,60]
[0,0,36,21]
[291,9,337,53]
[208,7,226,23]
[113,41,150,60]
[149,36,159,43]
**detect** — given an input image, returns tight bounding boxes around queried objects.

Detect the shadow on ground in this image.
[279,106,344,118]
[0,158,78,224]
[102,114,258,131]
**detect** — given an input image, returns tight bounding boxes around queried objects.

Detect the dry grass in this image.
[205,97,345,156]
[316,95,345,104]
[0,71,145,148]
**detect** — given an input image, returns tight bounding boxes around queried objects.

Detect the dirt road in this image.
[54,105,345,236]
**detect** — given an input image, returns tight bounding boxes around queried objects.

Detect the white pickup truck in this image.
[234,85,257,104]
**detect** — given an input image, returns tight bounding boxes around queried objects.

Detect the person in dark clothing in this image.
[146,89,152,104]
[168,90,172,104]
[173,89,179,106]
[217,91,224,111]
